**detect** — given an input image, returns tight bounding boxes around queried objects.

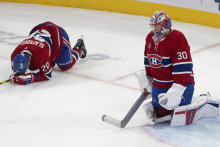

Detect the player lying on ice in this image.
[136,11,220,126]
[10,21,87,85]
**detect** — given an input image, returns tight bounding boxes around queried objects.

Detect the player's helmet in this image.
[149,10,172,34]
[12,53,29,74]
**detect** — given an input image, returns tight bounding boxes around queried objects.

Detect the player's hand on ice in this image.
[135,70,153,93]
[158,83,186,110]
[13,73,37,85]
[9,71,20,80]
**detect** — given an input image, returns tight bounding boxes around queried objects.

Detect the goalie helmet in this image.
[12,53,29,74]
[149,10,172,35]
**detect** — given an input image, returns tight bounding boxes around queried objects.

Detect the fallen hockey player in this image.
[10,21,87,85]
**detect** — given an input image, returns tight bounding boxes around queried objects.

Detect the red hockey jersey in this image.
[144,29,195,88]
[11,22,63,82]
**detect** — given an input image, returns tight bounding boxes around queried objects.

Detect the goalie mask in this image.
[149,10,172,35]
[12,53,29,74]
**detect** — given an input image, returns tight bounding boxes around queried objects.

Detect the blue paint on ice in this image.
[144,117,220,147]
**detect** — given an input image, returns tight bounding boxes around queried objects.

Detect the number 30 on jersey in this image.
[177,51,188,60]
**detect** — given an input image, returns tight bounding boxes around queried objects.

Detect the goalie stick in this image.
[0,79,12,85]
[102,90,151,128]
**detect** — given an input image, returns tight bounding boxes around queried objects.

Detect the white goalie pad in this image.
[143,100,172,125]
[170,94,220,126]
[143,100,156,125]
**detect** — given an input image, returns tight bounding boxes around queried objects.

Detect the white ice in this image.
[0,2,220,147]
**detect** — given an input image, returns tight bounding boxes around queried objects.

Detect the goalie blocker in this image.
[143,93,220,126]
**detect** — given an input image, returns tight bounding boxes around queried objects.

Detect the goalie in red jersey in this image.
[136,11,220,126]
[10,21,87,85]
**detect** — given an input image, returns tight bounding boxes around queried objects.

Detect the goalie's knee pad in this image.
[171,93,220,126]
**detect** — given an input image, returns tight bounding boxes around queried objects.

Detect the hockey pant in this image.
[152,83,194,108]
[56,27,80,71]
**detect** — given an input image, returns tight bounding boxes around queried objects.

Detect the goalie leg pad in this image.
[170,94,220,126]
[143,101,172,125]
[143,100,156,125]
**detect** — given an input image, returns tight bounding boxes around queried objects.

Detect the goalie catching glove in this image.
[158,83,186,110]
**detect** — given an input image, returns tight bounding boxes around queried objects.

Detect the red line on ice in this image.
[191,42,220,54]
[141,125,178,147]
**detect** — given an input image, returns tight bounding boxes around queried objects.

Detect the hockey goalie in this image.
[136,10,220,126]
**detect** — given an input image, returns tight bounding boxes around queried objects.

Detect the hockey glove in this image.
[135,70,153,93]
[158,83,186,110]
[9,71,20,80]
[13,73,37,85]
[73,38,87,58]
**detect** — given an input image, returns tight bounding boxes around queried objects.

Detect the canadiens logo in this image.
[148,43,151,49]
[148,54,163,68]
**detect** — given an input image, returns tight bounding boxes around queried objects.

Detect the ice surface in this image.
[0,2,220,147]
[144,117,220,147]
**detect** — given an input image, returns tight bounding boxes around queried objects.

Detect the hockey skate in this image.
[73,36,87,58]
